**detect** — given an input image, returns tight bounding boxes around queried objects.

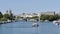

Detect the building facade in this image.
[41,11,55,15]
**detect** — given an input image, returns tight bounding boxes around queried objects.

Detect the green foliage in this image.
[3,13,15,20]
[9,13,14,20]
[48,15,54,21]
[40,15,49,20]
[16,16,23,19]
[1,17,8,21]
[40,14,60,21]
[0,12,3,19]
[0,11,16,21]
[3,14,10,19]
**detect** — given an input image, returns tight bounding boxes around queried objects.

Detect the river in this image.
[0,21,60,34]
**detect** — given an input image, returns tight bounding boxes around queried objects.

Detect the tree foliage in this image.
[40,14,60,21]
[1,17,7,21]
[3,14,10,19]
[0,11,15,21]
[0,12,3,19]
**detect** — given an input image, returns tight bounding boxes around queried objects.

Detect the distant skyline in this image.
[0,0,60,15]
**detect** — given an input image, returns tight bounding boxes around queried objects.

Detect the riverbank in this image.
[0,19,56,25]
[0,20,18,24]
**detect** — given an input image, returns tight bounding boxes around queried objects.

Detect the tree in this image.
[3,14,10,19]
[48,15,54,21]
[9,10,14,20]
[9,13,13,20]
[40,15,48,20]
[40,14,60,21]
[1,17,7,21]
[0,12,3,19]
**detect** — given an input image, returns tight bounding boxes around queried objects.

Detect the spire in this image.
[9,9,12,14]
[9,9,13,15]
[6,10,9,14]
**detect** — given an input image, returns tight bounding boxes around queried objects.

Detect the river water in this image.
[0,21,60,34]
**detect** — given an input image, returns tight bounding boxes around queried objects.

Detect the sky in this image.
[0,0,60,15]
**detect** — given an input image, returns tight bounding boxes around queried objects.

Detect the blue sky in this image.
[0,0,60,15]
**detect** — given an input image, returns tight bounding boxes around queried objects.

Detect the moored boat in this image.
[53,20,60,26]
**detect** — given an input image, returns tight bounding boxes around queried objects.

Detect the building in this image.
[41,11,55,15]
[57,12,60,15]
[17,13,39,18]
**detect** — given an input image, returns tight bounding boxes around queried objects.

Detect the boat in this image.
[32,23,39,27]
[53,20,57,24]
[53,20,60,26]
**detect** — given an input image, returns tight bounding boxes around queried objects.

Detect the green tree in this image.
[9,10,14,20]
[9,13,13,20]
[40,15,48,20]
[1,17,7,21]
[3,14,10,19]
[0,12,3,19]
[48,15,54,21]
[40,14,60,21]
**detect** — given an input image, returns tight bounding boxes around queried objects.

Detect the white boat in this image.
[55,23,58,25]
[32,23,39,27]
[53,21,57,24]
[45,20,49,22]
[53,20,60,26]
[59,24,60,26]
